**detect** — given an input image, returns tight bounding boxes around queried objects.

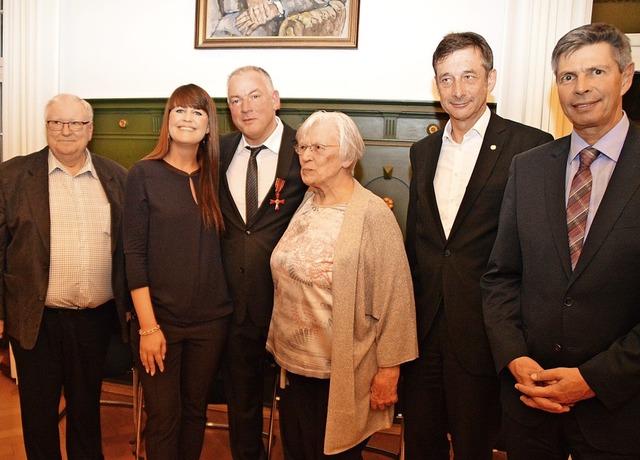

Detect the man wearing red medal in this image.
[218,65,306,460]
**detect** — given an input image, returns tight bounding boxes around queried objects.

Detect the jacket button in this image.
[564,297,573,307]
[240,267,245,273]
[444,250,451,257]
[554,343,562,352]
[246,230,251,235]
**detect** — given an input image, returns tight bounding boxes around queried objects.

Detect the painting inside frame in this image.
[195,0,360,49]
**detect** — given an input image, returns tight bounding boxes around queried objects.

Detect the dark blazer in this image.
[0,147,130,349]
[482,122,640,454]
[406,112,553,375]
[219,123,306,328]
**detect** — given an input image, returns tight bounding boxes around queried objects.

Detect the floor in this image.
[0,345,403,460]
[0,345,509,460]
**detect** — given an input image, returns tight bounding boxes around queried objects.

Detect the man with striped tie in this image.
[482,23,639,459]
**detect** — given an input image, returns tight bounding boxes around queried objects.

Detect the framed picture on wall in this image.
[195,0,360,48]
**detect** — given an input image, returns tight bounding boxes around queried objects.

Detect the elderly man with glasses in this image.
[0,93,130,460]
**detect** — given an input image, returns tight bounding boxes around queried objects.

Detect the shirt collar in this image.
[240,116,283,154]
[569,112,630,164]
[443,106,491,143]
[48,148,97,177]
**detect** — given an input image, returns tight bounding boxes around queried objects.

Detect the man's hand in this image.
[236,1,280,35]
[508,356,546,386]
[508,356,569,413]
[515,367,595,413]
[0,319,4,339]
[370,366,400,411]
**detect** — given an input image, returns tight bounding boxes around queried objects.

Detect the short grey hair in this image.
[296,111,365,175]
[226,65,275,97]
[44,93,94,121]
[551,23,632,75]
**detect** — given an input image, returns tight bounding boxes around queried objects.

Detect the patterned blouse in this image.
[267,196,347,379]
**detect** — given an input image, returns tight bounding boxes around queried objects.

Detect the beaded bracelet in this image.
[138,324,161,336]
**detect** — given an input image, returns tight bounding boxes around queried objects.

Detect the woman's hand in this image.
[130,287,165,376]
[370,366,400,411]
[139,330,166,376]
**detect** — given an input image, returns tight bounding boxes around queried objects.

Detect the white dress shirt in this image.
[226,117,284,223]
[434,107,491,238]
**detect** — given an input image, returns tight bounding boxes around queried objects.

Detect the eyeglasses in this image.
[294,144,339,154]
[46,120,91,131]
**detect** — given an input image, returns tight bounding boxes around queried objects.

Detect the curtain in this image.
[3,0,60,160]
[496,0,592,139]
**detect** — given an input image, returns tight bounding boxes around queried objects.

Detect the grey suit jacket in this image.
[482,122,640,454]
[405,111,552,375]
[0,147,130,349]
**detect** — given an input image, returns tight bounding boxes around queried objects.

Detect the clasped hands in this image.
[236,0,280,35]
[508,356,595,413]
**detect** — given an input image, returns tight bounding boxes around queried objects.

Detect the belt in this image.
[45,299,115,315]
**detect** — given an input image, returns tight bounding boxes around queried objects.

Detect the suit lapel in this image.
[220,131,242,172]
[274,125,297,179]
[420,131,448,242]
[544,137,573,278]
[449,113,505,238]
[24,149,51,253]
[572,124,640,278]
[220,132,247,229]
[92,155,121,254]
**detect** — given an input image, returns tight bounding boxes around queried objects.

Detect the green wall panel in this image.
[87,97,455,234]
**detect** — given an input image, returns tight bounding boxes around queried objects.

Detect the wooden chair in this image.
[99,333,144,459]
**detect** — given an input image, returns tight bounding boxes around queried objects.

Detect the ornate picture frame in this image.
[195,0,360,49]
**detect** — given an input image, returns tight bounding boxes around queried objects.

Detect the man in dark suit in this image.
[219,66,306,460]
[0,94,129,460]
[403,32,553,460]
[482,23,639,458]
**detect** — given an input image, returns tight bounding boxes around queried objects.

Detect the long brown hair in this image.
[145,84,224,233]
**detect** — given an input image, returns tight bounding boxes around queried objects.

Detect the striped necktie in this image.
[567,146,599,270]
[245,145,266,224]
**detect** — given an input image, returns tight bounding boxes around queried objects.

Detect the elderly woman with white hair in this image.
[266,110,418,459]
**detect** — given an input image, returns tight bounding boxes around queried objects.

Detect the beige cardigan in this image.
[302,180,418,454]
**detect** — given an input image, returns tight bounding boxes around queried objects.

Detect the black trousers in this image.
[278,372,369,460]
[223,320,270,460]
[402,308,501,460]
[10,302,114,460]
[131,316,229,460]
[504,411,640,460]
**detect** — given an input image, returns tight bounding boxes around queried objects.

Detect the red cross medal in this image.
[270,178,286,210]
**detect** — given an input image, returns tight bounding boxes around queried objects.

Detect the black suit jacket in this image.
[406,112,552,375]
[482,122,640,454]
[0,147,130,349]
[219,124,306,328]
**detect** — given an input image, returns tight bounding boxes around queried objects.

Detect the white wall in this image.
[59,0,506,101]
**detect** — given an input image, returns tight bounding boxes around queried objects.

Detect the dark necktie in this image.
[567,146,599,270]
[245,145,266,224]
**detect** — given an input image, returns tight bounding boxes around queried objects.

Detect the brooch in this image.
[269,178,286,210]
